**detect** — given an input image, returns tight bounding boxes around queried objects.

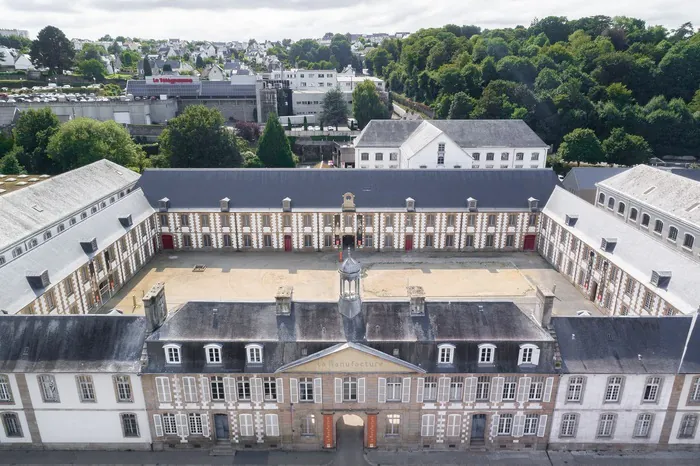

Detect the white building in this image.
[201,64,225,81]
[668,320,700,447]
[0,315,152,450]
[265,69,339,90]
[292,89,352,119]
[353,120,548,170]
[0,29,29,38]
[337,75,385,92]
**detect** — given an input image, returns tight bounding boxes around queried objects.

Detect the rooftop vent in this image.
[158,197,170,212]
[528,197,539,211]
[220,197,230,212]
[275,285,293,315]
[686,202,700,213]
[601,237,617,253]
[80,238,98,254]
[565,214,578,227]
[119,215,133,228]
[467,197,477,212]
[282,197,292,212]
[405,197,415,212]
[407,286,425,316]
[26,270,50,290]
[651,270,672,289]
[643,186,656,195]
[31,204,44,213]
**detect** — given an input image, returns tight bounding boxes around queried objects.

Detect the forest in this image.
[362,16,700,162]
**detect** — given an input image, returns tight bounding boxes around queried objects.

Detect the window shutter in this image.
[537,415,548,437]
[377,377,387,403]
[176,413,188,436]
[532,346,541,365]
[223,377,236,402]
[183,377,198,402]
[156,377,172,403]
[200,376,210,403]
[517,347,525,365]
[289,378,299,403]
[491,377,504,402]
[543,377,554,402]
[153,414,164,437]
[252,377,264,403]
[416,377,425,403]
[276,378,284,403]
[464,377,477,403]
[358,378,366,403]
[490,414,500,437]
[517,377,531,403]
[334,378,343,403]
[437,376,450,403]
[314,378,323,404]
[512,414,525,438]
[402,377,412,403]
[265,414,279,436]
[201,413,210,437]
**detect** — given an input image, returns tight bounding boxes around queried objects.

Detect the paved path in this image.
[333,416,369,466]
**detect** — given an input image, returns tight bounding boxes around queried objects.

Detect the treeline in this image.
[364,16,700,162]
[267,34,362,72]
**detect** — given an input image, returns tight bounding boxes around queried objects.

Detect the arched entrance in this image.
[335,414,365,461]
[342,235,355,250]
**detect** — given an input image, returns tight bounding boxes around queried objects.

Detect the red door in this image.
[161,234,174,250]
[405,235,413,251]
[523,234,536,251]
[284,235,292,252]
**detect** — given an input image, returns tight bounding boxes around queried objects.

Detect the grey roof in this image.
[137,168,560,211]
[354,119,548,149]
[562,167,629,192]
[0,315,149,373]
[543,187,700,314]
[679,318,700,374]
[339,254,361,274]
[0,106,20,127]
[598,165,700,227]
[0,190,154,314]
[669,168,700,183]
[125,80,256,98]
[553,316,692,374]
[0,160,140,251]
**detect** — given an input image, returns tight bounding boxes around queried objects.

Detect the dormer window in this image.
[405,197,415,212]
[467,197,477,211]
[518,344,540,366]
[478,344,496,364]
[164,344,181,364]
[246,344,263,364]
[438,344,455,364]
[204,344,222,364]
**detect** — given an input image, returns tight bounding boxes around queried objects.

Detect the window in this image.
[344,214,353,226]
[188,413,203,434]
[262,214,271,227]
[301,214,312,228]
[528,213,537,227]
[390,152,398,161]
[449,377,463,401]
[465,235,474,247]
[45,291,55,311]
[438,344,455,364]
[324,235,333,248]
[361,153,369,161]
[641,213,650,227]
[202,234,212,247]
[683,234,695,250]
[617,202,626,215]
[690,377,700,403]
[643,377,661,402]
[679,414,698,439]
[263,377,277,401]
[486,152,494,161]
[239,413,254,437]
[516,152,524,161]
[445,214,455,227]
[506,234,515,247]
[478,344,495,364]
[243,234,252,247]
[446,414,461,437]
[107,375,132,403]
[466,214,475,227]
[343,377,357,401]
[263,234,272,247]
[223,234,232,247]
[519,414,538,436]
[182,377,198,403]
[629,208,638,221]
[560,413,578,437]
[485,234,494,247]
[70,217,77,226]
[64,279,74,297]
[301,414,316,436]
[384,234,393,248]
[472,152,480,161]
[121,413,139,437]
[241,214,251,227]
[597,413,616,437]
[633,413,653,438]
[159,214,168,227]
[624,277,634,295]
[38,375,59,402]
[604,376,623,403]
[567,376,585,402]
[221,215,230,228]
[0,375,14,404]
[2,413,23,437]
[607,197,615,210]
[386,414,400,436]
[205,344,222,364]
[425,234,434,247]
[531,152,540,160]
[487,214,496,226]
[423,377,437,401]
[375,153,383,161]
[502,376,517,401]
[668,226,678,241]
[246,344,263,364]
[654,220,663,234]
[209,376,225,401]
[384,214,394,227]
[162,413,177,435]
[425,214,435,227]
[238,377,251,400]
[386,377,402,402]
[421,414,435,436]
[180,214,189,227]
[183,234,192,247]
[643,291,653,310]
[597,193,606,205]
[304,235,313,248]
[529,377,544,401]
[445,234,454,247]
[264,413,280,437]
[497,414,513,435]
[299,377,314,402]
[476,376,490,400]
[282,214,291,228]
[164,344,181,364]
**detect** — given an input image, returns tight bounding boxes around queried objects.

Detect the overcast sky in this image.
[0,0,696,41]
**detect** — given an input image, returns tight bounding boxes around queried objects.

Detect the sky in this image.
[0,0,697,42]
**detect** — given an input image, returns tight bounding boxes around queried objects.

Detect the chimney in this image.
[143,282,167,332]
[408,285,425,316]
[536,285,555,328]
[275,285,293,315]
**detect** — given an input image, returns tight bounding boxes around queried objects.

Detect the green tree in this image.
[242,151,265,168]
[330,34,352,71]
[158,105,243,168]
[321,87,349,129]
[162,63,173,72]
[448,92,474,119]
[602,127,653,166]
[120,50,141,68]
[143,58,152,76]
[29,26,75,74]
[0,148,26,175]
[689,89,700,113]
[303,116,308,130]
[558,128,605,166]
[195,55,205,69]
[0,132,13,158]
[352,80,389,129]
[78,43,106,61]
[287,117,292,130]
[78,59,106,82]
[100,84,122,96]
[47,119,145,172]
[257,113,295,167]
[13,108,60,173]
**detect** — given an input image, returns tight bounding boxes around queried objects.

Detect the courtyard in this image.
[102,250,601,317]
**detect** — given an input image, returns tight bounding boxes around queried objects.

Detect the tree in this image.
[234,121,261,143]
[689,89,700,113]
[352,80,389,129]
[158,105,243,168]
[558,128,605,166]
[78,43,106,61]
[602,128,653,166]
[0,148,26,175]
[29,26,75,74]
[47,119,145,172]
[143,58,152,76]
[0,132,13,159]
[321,87,349,129]
[257,113,295,167]
[13,108,60,173]
[448,92,474,119]
[330,34,352,71]
[303,116,308,130]
[287,118,292,130]
[242,151,265,168]
[195,55,205,69]
[78,59,106,82]
[120,50,141,68]
[162,63,173,72]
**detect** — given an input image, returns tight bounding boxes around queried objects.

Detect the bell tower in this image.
[338,251,361,318]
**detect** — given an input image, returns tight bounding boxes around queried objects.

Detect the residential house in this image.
[201,64,226,81]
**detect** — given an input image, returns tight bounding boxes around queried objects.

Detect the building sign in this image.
[367,414,378,448]
[145,76,199,84]
[323,414,334,448]
[282,347,414,373]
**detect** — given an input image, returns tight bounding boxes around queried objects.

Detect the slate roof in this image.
[0,160,140,250]
[0,315,149,373]
[598,165,700,227]
[137,168,560,211]
[679,317,700,374]
[354,120,548,149]
[0,190,154,314]
[543,187,700,314]
[144,300,555,375]
[0,106,20,127]
[553,316,692,374]
[669,168,700,183]
[562,167,629,192]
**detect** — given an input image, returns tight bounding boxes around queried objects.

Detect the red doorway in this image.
[523,234,536,251]
[161,234,174,250]
[284,235,292,252]
[405,235,413,251]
